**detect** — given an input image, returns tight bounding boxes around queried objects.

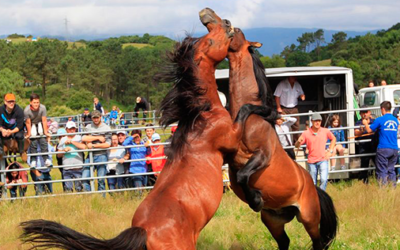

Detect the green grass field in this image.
[309,59,332,67]
[1,179,400,249]
[122,43,153,49]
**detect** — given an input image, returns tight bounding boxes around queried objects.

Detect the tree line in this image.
[279,23,400,87]
[2,24,400,116]
[0,34,175,115]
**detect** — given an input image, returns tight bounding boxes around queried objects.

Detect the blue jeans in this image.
[107,170,125,190]
[375,148,397,186]
[30,171,53,195]
[63,169,83,192]
[82,154,108,192]
[9,186,27,198]
[309,160,329,191]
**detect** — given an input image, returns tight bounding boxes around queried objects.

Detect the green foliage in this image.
[286,23,400,87]
[0,68,24,99]
[47,105,77,116]
[286,51,312,67]
[260,55,286,68]
[7,33,25,39]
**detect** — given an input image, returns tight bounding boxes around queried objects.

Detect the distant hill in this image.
[230,27,377,57]
[1,27,377,56]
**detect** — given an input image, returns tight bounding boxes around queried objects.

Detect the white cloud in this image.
[0,0,399,38]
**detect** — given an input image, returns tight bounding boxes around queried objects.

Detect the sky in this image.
[0,0,399,39]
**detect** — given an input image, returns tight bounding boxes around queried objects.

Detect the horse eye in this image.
[208,39,214,45]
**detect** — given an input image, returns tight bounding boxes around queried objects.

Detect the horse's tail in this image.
[234,104,277,125]
[20,219,147,250]
[316,187,338,249]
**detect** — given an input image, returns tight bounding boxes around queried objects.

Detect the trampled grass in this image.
[1,180,400,249]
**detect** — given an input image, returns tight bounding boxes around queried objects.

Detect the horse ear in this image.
[250,42,262,48]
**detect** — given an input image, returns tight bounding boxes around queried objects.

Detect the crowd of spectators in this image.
[0,94,168,198]
[275,76,400,189]
[2,85,400,199]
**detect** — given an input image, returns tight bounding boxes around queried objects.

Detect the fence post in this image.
[0,158,7,199]
[153,110,156,124]
[89,151,95,191]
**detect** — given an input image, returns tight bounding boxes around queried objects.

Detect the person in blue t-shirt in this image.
[122,129,150,191]
[364,101,399,186]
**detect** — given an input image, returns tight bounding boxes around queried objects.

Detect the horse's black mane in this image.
[249,47,274,108]
[156,36,211,160]
[249,47,277,126]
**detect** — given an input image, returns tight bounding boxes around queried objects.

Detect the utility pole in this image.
[64,18,70,42]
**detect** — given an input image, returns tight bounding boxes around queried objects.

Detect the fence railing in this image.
[1,107,399,201]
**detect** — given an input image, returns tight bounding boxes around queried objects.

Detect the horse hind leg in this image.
[237,150,270,212]
[261,208,296,250]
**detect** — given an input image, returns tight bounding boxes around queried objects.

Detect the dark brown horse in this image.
[20,9,270,250]
[226,28,338,250]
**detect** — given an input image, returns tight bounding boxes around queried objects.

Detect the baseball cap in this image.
[66,121,77,129]
[57,128,67,135]
[91,110,101,118]
[311,113,322,121]
[84,108,89,111]
[4,93,16,101]
[116,130,127,135]
[151,133,161,142]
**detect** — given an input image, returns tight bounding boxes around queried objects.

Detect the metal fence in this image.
[1,107,399,201]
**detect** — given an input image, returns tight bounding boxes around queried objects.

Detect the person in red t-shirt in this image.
[295,113,336,191]
[147,133,166,179]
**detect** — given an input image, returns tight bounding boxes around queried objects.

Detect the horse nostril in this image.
[223,19,231,28]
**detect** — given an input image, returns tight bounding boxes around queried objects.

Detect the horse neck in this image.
[228,51,262,119]
[197,61,223,109]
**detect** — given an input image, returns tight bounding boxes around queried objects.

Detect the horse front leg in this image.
[237,150,271,212]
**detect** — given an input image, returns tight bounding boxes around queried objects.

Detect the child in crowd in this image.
[328,115,347,170]
[109,106,118,129]
[5,162,28,198]
[275,115,297,160]
[146,133,166,178]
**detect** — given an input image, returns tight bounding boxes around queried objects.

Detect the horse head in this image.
[229,27,262,53]
[196,8,234,65]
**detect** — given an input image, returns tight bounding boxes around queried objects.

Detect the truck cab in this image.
[358,84,400,118]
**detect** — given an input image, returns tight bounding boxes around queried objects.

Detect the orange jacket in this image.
[148,145,166,176]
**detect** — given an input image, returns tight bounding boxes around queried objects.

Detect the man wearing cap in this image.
[274,76,305,142]
[363,101,399,186]
[24,93,52,176]
[81,110,111,192]
[58,121,87,192]
[134,96,149,125]
[354,105,375,183]
[0,93,27,162]
[296,113,336,191]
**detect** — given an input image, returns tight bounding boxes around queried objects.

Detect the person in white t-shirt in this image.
[274,76,305,142]
[275,115,297,160]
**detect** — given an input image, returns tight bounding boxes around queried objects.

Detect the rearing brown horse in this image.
[226,28,338,250]
[20,9,270,250]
